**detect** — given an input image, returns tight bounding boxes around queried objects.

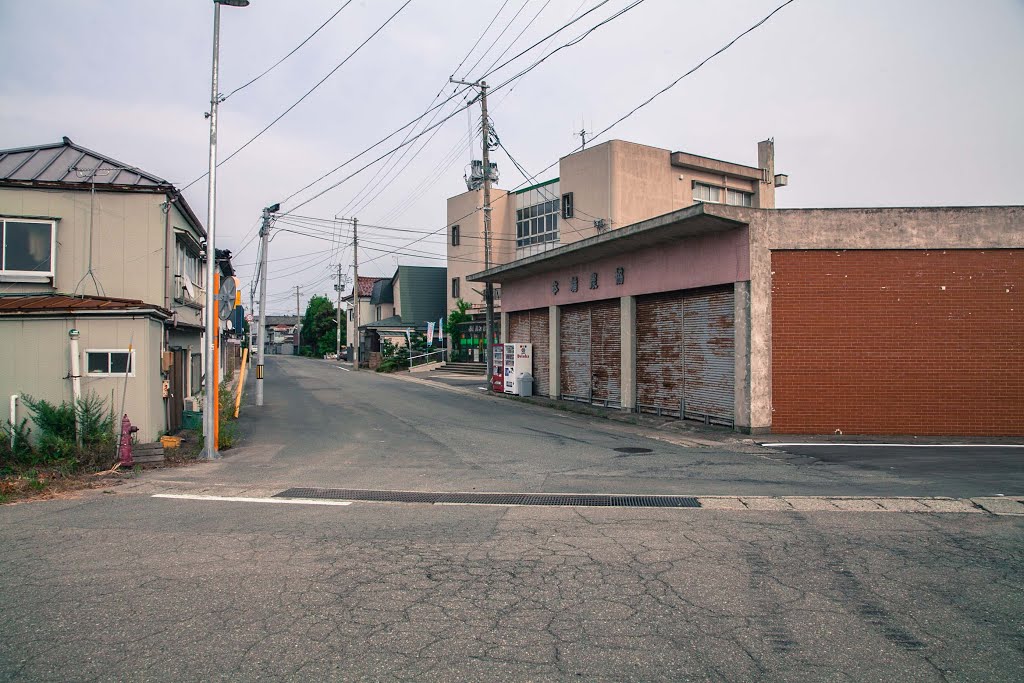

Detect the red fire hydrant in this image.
[118,414,138,467]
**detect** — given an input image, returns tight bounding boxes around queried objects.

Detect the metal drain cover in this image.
[614,447,654,454]
[274,488,700,508]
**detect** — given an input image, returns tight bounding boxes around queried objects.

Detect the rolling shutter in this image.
[560,303,591,400]
[682,287,734,426]
[636,292,684,416]
[590,299,621,406]
[531,309,550,396]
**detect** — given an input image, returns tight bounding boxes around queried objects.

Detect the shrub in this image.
[218,381,238,450]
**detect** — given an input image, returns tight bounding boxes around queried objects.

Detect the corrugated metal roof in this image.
[0,137,170,188]
[0,294,170,317]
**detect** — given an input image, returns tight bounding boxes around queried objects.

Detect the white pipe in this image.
[69,328,82,446]
[8,395,16,449]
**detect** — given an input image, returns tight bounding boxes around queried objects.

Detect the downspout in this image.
[68,328,83,446]
[8,395,16,449]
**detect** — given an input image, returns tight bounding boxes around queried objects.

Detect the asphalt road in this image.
[0,356,1021,682]
[760,442,1024,497]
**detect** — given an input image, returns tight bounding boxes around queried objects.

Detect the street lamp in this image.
[202,0,249,460]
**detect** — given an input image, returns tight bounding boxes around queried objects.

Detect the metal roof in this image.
[0,136,171,189]
[0,294,170,318]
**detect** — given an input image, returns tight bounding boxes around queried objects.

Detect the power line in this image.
[181,0,414,193]
[222,0,355,102]
[276,0,620,214]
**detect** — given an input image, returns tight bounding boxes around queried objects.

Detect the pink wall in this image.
[501,228,749,311]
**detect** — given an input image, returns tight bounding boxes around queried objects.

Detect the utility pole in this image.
[295,285,302,354]
[334,263,345,359]
[351,217,360,371]
[255,203,277,407]
[450,77,495,383]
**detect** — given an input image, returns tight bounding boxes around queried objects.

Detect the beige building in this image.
[446,139,784,322]
[0,137,209,441]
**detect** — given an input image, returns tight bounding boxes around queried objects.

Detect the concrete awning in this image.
[467,203,751,283]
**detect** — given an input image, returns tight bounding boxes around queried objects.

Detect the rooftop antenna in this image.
[577,117,589,151]
[70,165,114,297]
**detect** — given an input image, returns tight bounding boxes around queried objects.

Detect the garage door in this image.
[771,249,1024,436]
[559,300,622,406]
[508,308,550,396]
[636,286,735,426]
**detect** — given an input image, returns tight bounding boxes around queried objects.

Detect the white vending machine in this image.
[503,342,533,394]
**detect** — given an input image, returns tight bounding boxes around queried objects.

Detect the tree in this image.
[446,298,471,361]
[300,295,338,357]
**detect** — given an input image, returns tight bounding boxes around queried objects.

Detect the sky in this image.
[1,0,1022,315]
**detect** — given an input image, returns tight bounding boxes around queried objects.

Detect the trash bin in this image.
[517,372,533,397]
[182,410,202,431]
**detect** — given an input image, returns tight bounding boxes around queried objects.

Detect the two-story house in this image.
[0,137,211,441]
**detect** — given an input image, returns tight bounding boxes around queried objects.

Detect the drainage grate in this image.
[613,447,653,454]
[274,488,700,508]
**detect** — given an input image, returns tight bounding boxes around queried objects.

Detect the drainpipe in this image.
[69,328,83,446]
[8,395,16,449]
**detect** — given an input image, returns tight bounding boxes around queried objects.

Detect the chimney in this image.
[755,139,777,209]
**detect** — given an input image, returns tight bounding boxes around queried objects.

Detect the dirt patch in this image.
[0,468,128,505]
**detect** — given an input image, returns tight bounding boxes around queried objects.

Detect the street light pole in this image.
[202,0,248,460]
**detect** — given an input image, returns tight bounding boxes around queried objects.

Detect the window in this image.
[348,308,353,321]
[0,218,55,278]
[451,224,460,246]
[376,305,382,321]
[174,238,203,302]
[515,197,560,247]
[190,353,201,396]
[85,350,135,377]
[562,192,574,219]
[451,277,460,298]
[693,183,721,203]
[726,189,753,207]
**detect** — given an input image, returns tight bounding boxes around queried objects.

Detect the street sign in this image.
[245,312,253,323]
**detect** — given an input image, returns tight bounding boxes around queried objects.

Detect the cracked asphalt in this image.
[1,356,1021,681]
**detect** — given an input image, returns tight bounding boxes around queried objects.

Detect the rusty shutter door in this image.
[508,311,529,345]
[530,308,550,396]
[560,303,591,400]
[683,287,734,426]
[590,299,621,407]
[636,292,684,416]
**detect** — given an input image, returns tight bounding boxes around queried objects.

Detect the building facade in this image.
[0,138,209,440]
[447,139,783,320]
[471,203,1023,436]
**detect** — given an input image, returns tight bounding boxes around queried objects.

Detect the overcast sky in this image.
[2,0,1022,315]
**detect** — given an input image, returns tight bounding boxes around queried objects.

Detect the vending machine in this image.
[504,343,533,394]
[491,344,504,393]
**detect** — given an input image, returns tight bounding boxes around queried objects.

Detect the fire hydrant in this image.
[118,414,138,467]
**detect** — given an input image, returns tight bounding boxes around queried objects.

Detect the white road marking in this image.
[152,494,352,506]
[762,442,1024,448]
[336,366,351,372]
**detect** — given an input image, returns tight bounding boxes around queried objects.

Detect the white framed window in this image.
[85,349,135,377]
[174,238,204,302]
[726,189,753,207]
[0,217,56,278]
[692,183,722,203]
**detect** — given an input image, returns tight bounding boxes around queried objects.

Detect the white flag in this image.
[426,321,435,345]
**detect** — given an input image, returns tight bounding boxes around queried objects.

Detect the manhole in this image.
[274,488,700,508]
[613,447,653,454]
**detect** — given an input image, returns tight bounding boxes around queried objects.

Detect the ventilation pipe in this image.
[69,328,83,445]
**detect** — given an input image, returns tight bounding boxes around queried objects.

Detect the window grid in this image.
[85,350,135,377]
[726,189,753,207]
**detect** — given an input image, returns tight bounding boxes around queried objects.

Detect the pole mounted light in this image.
[202,0,248,460]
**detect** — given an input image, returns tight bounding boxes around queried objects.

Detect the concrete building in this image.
[447,139,784,322]
[0,137,209,440]
[470,203,1023,437]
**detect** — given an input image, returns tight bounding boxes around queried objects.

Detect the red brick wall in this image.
[771,250,1023,436]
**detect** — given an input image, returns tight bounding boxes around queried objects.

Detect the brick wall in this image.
[771,250,1023,436]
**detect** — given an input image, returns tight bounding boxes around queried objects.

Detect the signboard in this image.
[491,344,504,392]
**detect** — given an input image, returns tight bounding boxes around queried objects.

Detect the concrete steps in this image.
[434,362,487,376]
